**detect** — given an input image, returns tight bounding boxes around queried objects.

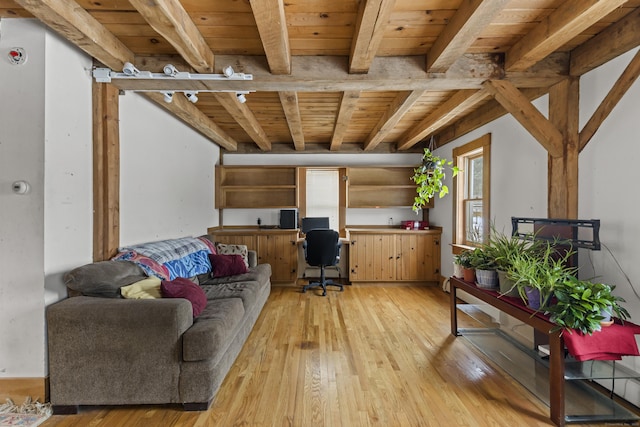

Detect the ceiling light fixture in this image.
[236,92,247,103]
[185,91,198,103]
[163,64,178,77]
[163,91,174,103]
[122,62,140,76]
[223,65,235,78]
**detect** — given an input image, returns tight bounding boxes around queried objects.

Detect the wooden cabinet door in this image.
[349,233,395,282]
[257,233,297,282]
[396,234,440,281]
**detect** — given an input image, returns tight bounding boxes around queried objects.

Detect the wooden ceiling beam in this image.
[579,49,640,152]
[570,7,640,76]
[128,0,213,73]
[214,92,271,151]
[427,0,509,73]
[349,0,396,74]
[278,92,305,151]
[145,92,238,151]
[506,0,628,72]
[397,89,490,150]
[250,0,291,74]
[330,91,361,151]
[14,0,134,70]
[483,80,563,157]
[364,90,425,151]
[434,87,548,147]
[112,53,567,93]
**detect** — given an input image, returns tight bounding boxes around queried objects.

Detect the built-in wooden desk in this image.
[450,276,566,426]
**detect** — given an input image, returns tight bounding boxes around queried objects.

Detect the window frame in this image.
[452,134,491,251]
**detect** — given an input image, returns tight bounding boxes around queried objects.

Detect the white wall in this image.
[118,93,219,246]
[222,152,422,226]
[44,29,94,304]
[0,19,48,378]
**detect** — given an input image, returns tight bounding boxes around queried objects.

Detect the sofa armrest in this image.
[47,296,194,405]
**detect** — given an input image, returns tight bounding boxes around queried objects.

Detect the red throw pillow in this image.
[208,253,248,278]
[160,277,207,317]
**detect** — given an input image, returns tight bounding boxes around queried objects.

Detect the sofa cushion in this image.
[182,298,245,362]
[214,243,249,268]
[120,276,162,299]
[199,263,271,288]
[161,278,207,317]
[209,253,248,278]
[64,260,147,298]
[200,279,269,313]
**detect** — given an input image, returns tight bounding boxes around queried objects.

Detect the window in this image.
[453,134,490,247]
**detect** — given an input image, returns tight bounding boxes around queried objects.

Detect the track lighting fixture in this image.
[93,65,253,83]
[223,65,235,78]
[163,64,178,77]
[236,92,247,103]
[163,92,174,103]
[122,62,140,76]
[185,91,198,103]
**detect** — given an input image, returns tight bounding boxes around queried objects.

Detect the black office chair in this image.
[302,229,344,296]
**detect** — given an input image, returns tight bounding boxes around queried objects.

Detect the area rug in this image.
[0,398,52,427]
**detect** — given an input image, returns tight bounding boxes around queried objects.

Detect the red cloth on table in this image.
[563,321,640,361]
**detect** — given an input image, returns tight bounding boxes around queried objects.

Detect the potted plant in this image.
[546,276,629,335]
[411,148,459,213]
[506,240,576,310]
[456,250,475,283]
[468,247,498,289]
[484,227,544,297]
[452,254,464,279]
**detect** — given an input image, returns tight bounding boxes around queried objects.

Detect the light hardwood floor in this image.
[43,285,635,426]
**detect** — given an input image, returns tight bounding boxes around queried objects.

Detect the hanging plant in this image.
[411,147,459,213]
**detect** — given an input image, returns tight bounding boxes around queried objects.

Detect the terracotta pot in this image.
[462,267,475,283]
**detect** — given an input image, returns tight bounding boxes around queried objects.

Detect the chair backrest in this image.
[301,217,330,234]
[304,229,340,267]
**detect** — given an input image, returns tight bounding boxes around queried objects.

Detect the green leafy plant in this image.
[468,247,497,270]
[411,148,459,212]
[506,240,577,310]
[484,226,544,272]
[456,250,475,269]
[547,276,629,335]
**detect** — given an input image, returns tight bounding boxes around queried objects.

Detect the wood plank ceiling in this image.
[2,0,640,154]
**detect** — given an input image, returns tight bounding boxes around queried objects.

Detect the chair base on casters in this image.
[302,266,344,296]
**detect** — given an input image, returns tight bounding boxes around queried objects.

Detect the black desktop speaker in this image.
[279,209,298,229]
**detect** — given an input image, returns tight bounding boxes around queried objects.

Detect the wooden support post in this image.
[92,82,120,261]
[548,77,579,219]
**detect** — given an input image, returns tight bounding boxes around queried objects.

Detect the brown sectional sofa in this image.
[46,236,271,414]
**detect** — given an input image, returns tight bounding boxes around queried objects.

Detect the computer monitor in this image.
[301,217,330,234]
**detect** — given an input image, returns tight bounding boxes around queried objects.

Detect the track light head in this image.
[163,92,174,103]
[163,64,178,77]
[223,65,235,78]
[185,91,198,103]
[122,62,140,76]
[236,92,247,103]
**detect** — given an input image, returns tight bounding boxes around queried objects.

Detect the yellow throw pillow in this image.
[120,276,162,299]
